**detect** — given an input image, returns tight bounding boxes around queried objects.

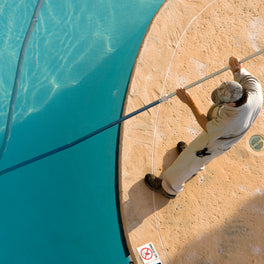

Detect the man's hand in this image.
[176,88,193,106]
[176,87,208,131]
[229,56,242,74]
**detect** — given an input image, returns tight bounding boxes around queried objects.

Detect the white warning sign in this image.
[137,242,162,264]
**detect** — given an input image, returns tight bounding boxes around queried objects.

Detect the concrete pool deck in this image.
[119,0,264,263]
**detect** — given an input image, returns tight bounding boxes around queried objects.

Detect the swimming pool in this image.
[0,0,163,263]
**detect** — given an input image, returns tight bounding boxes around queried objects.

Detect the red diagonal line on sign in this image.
[141,247,153,260]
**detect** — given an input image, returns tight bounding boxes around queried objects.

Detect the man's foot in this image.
[144,174,176,199]
[176,141,187,155]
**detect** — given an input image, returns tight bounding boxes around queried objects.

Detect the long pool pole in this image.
[0,48,264,176]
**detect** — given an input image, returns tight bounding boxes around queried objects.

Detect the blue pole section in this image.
[0,47,264,176]
[0,0,45,159]
[0,98,164,176]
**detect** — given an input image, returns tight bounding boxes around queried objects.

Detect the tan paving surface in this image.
[119,0,264,263]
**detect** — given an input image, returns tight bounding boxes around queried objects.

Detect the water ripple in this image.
[0,0,163,132]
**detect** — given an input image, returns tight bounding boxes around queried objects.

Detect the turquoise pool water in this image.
[0,0,163,263]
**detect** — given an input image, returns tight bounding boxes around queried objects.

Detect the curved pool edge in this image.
[118,0,264,263]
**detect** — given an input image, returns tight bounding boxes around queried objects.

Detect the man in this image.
[145,56,263,199]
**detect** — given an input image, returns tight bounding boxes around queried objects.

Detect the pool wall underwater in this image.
[0,0,164,263]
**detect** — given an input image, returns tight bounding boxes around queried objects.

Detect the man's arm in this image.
[176,88,208,132]
[230,56,262,94]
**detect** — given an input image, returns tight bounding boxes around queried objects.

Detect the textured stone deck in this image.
[119,0,264,263]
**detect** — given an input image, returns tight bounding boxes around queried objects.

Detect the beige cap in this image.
[211,81,243,104]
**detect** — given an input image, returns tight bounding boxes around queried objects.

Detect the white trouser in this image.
[161,131,227,195]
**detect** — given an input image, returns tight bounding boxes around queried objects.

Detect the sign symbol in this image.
[137,242,160,263]
[140,247,153,260]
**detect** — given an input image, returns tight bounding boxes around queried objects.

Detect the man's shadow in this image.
[162,147,178,171]
[123,179,169,233]
[123,147,179,234]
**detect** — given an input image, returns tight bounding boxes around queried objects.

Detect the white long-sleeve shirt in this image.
[206,68,263,151]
